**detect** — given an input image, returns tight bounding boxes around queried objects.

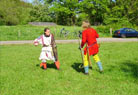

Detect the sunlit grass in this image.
[0,42,138,95]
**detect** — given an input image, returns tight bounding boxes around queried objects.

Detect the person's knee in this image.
[93,54,100,63]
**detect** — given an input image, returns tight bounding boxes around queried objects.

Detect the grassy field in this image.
[0,42,138,95]
[0,25,110,41]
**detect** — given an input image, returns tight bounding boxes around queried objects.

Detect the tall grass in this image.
[0,25,110,41]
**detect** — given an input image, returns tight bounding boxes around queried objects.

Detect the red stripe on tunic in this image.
[41,35,44,46]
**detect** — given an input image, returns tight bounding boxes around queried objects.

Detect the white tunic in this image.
[34,34,55,61]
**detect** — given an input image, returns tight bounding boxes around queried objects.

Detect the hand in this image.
[34,42,38,46]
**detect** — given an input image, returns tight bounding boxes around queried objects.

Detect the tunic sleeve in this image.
[81,31,87,48]
[95,30,99,38]
[34,35,42,45]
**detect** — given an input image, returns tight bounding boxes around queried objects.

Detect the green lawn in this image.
[0,42,138,95]
[0,25,110,41]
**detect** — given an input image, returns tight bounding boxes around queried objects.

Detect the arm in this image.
[34,36,42,46]
[95,30,99,38]
[81,31,87,48]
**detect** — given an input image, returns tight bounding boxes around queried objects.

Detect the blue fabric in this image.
[97,61,103,71]
[84,66,89,73]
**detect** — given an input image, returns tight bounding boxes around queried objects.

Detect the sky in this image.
[26,0,34,3]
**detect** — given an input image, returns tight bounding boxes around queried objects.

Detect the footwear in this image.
[99,70,104,73]
[40,62,47,70]
[55,61,60,70]
[96,61,103,71]
[84,73,89,75]
[40,62,43,68]
[84,66,89,74]
[43,63,47,70]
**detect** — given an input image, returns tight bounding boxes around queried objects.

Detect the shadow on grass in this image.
[71,63,84,73]
[36,63,57,70]
[120,60,138,79]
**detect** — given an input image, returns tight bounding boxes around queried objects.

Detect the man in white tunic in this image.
[34,28,60,70]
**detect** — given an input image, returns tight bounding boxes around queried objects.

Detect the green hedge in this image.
[96,23,138,37]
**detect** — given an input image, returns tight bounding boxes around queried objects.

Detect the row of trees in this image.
[0,0,31,25]
[0,0,137,26]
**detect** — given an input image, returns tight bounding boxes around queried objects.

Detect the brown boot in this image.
[55,61,60,70]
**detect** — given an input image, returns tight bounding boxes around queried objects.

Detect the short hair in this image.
[44,27,49,32]
[82,20,91,28]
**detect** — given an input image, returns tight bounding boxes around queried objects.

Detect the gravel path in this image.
[0,38,138,45]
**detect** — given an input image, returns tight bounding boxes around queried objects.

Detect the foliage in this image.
[103,0,138,25]
[49,0,79,25]
[96,22,138,37]
[0,0,31,25]
[0,42,138,95]
[46,0,138,26]
[0,0,137,26]
[29,0,53,22]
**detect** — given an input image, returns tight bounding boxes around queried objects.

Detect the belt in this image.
[43,44,50,47]
[87,42,97,49]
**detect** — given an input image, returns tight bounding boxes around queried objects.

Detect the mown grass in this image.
[0,42,138,95]
[0,25,110,41]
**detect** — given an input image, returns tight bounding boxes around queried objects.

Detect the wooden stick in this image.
[78,37,84,65]
[86,44,92,68]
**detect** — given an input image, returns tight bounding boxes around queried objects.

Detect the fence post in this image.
[110,28,112,37]
[18,30,21,38]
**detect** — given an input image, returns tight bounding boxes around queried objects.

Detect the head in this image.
[44,28,50,36]
[81,20,91,29]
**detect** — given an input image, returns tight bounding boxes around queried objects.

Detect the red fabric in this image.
[40,62,47,69]
[43,63,47,69]
[81,28,99,55]
[55,61,60,69]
